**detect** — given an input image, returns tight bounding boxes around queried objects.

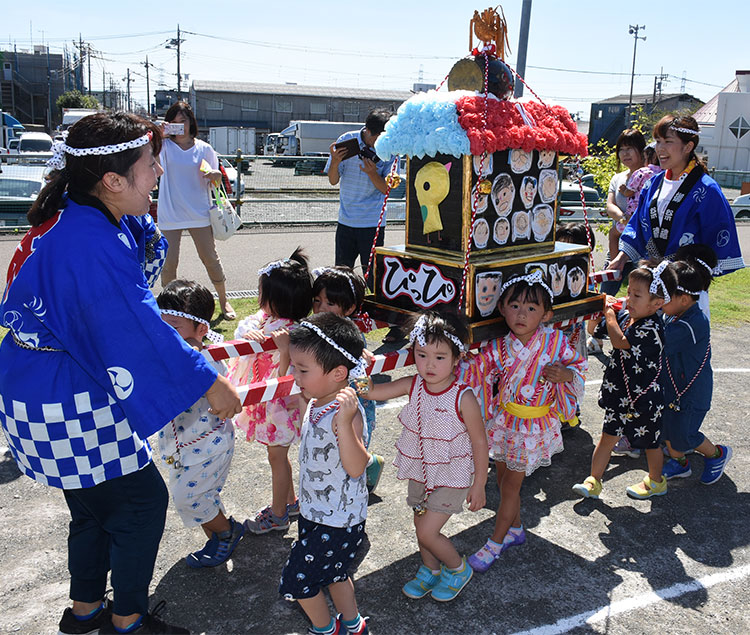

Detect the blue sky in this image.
[3,1,745,120]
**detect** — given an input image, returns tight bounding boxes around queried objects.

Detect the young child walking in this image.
[362,311,488,601]
[280,313,371,635]
[462,272,586,573]
[573,261,677,500]
[230,248,313,534]
[157,280,244,567]
[311,266,384,492]
[661,253,732,484]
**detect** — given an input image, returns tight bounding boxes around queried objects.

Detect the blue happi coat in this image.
[0,194,217,489]
[620,171,745,274]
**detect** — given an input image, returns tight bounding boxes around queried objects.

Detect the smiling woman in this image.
[0,111,241,634]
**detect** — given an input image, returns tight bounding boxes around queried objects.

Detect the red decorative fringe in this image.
[455,97,589,157]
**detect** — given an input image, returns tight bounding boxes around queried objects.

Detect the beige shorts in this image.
[406,480,470,515]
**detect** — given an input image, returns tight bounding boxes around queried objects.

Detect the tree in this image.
[55,90,101,115]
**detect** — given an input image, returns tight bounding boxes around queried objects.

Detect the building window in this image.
[276,99,292,113]
[343,103,359,117]
[206,97,223,111]
[310,102,327,116]
[241,98,258,111]
[596,109,603,119]
[728,116,750,139]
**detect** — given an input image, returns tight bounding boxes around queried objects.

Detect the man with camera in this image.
[326,108,395,286]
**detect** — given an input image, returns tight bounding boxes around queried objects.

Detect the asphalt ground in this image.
[0,223,748,634]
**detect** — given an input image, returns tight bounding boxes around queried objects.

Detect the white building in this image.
[693,70,750,185]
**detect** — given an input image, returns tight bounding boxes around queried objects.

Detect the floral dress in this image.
[461,326,586,475]
[228,310,301,446]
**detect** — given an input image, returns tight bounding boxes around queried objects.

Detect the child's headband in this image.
[312,267,357,299]
[258,258,291,278]
[647,261,671,304]
[499,270,554,302]
[298,320,367,380]
[408,314,467,354]
[693,257,721,277]
[160,309,224,344]
[676,285,701,297]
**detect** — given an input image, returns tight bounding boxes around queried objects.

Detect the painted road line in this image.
[512,563,750,635]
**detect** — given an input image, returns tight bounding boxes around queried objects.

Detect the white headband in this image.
[648,261,671,304]
[258,259,290,278]
[47,130,152,171]
[160,309,224,344]
[299,320,368,380]
[408,314,467,354]
[312,267,358,300]
[676,285,701,297]
[694,258,720,277]
[499,270,554,302]
[670,124,699,136]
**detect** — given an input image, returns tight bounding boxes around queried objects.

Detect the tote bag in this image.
[209,182,242,240]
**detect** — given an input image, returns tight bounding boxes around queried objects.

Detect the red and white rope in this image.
[364,159,400,286]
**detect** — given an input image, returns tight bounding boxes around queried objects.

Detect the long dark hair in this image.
[28,112,162,227]
[653,115,706,173]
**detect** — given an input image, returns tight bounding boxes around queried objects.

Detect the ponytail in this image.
[28,168,70,227]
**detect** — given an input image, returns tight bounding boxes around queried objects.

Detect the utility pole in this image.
[627,24,646,124]
[87,44,92,97]
[144,56,152,116]
[102,67,106,109]
[514,0,533,98]
[79,34,85,93]
[167,26,184,99]
[126,68,132,112]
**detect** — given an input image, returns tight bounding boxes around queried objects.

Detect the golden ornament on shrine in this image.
[478,179,492,194]
[386,174,402,189]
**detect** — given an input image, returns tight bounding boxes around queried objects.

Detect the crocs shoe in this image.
[186,516,244,568]
[572,476,602,499]
[58,599,112,635]
[366,454,385,493]
[626,475,667,499]
[336,614,369,635]
[662,458,692,480]
[700,445,732,485]
[402,565,440,599]
[431,558,473,602]
[244,509,289,534]
[613,437,641,459]
[468,527,526,573]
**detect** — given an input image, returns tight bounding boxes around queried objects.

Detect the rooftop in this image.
[596,92,699,105]
[191,80,411,101]
[693,79,740,125]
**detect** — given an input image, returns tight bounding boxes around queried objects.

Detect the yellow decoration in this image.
[502,402,551,418]
[415,161,451,235]
[478,179,492,194]
[199,159,212,173]
[385,174,401,189]
[470,7,511,59]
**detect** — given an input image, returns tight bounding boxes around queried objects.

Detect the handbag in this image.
[209,182,242,240]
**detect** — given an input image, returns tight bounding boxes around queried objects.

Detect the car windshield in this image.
[20,139,52,152]
[0,178,42,198]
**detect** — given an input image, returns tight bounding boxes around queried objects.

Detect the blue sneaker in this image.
[430,558,473,602]
[186,516,244,568]
[366,454,384,493]
[662,458,692,480]
[700,445,732,485]
[402,565,440,599]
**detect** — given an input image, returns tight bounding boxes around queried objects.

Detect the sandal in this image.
[222,303,236,320]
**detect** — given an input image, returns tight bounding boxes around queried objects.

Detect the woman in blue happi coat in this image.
[608,115,744,316]
[0,112,242,634]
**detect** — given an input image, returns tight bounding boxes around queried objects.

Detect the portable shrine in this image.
[365,7,604,342]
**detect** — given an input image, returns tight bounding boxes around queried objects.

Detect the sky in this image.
[3,1,746,121]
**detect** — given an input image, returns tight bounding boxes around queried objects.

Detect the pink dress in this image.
[461,326,586,475]
[394,375,475,491]
[618,164,662,231]
[228,310,301,447]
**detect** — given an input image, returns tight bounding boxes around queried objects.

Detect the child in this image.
[362,311,488,601]
[463,273,585,572]
[674,242,719,319]
[573,261,677,500]
[156,280,244,567]
[231,248,313,534]
[280,313,370,635]
[661,257,732,484]
[311,266,384,492]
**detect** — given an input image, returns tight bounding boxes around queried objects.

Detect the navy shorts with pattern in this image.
[279,516,366,600]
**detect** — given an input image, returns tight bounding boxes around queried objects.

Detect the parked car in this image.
[220,157,245,196]
[730,193,750,219]
[0,164,47,226]
[7,138,19,153]
[557,181,608,222]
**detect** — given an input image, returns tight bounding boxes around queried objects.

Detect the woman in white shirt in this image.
[158,102,236,319]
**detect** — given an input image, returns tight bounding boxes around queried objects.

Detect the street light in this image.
[628,24,646,124]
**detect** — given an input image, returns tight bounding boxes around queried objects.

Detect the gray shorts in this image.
[406,480,470,515]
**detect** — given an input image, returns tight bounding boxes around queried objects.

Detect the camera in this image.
[359,145,379,163]
[164,123,185,136]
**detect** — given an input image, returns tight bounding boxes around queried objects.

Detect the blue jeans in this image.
[63,462,169,616]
